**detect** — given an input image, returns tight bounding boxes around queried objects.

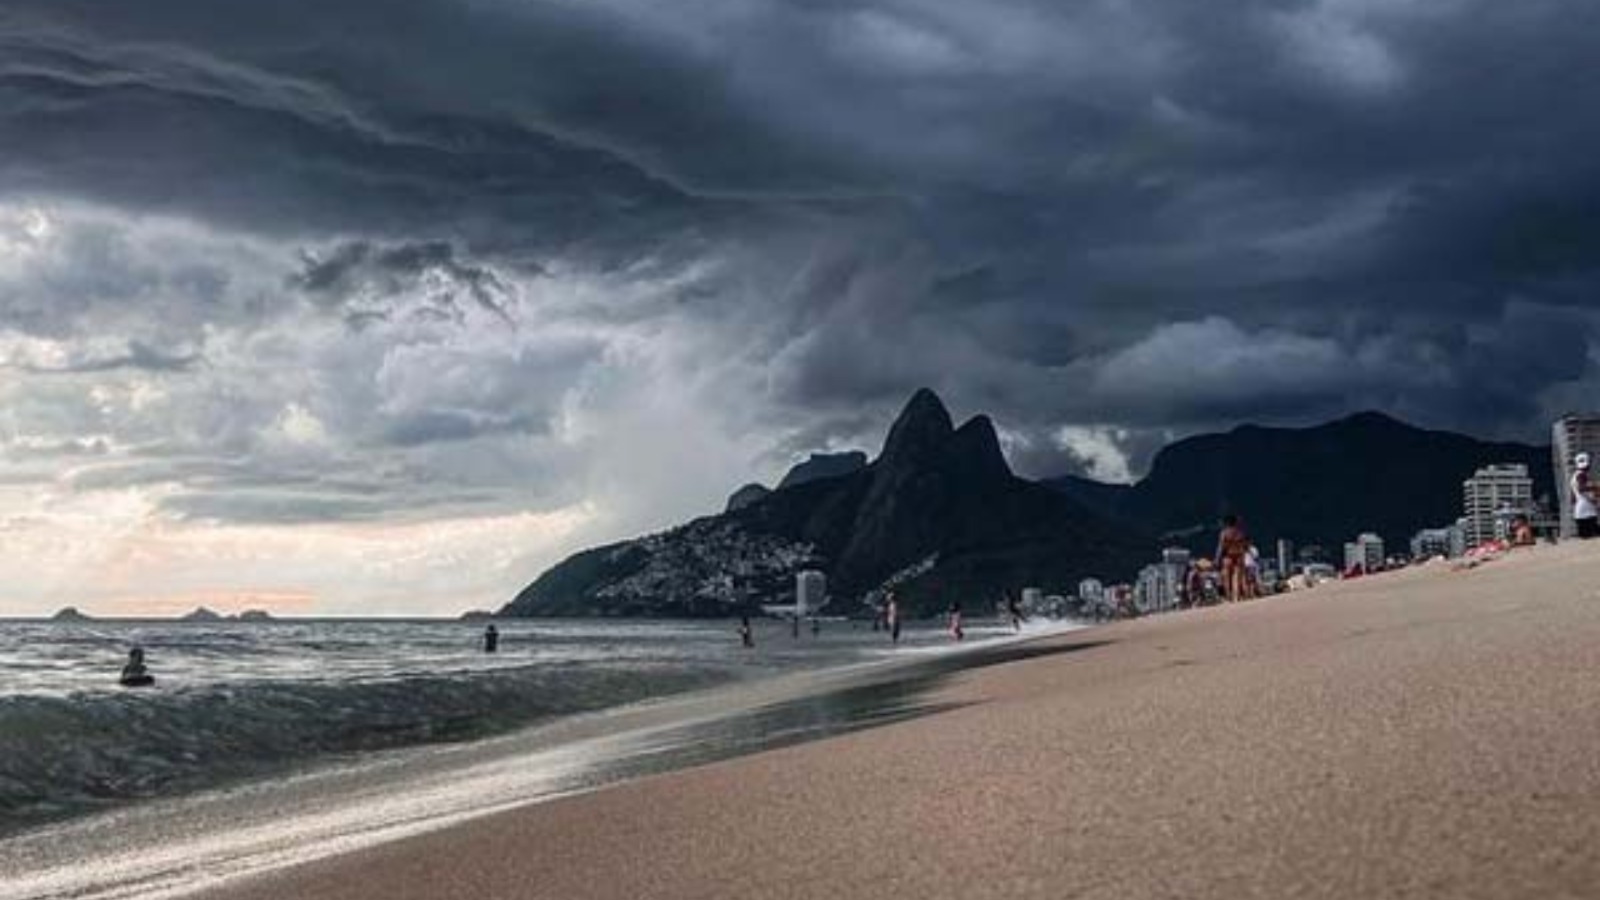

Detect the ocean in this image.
[0,615,1073,874]
[0,614,1086,899]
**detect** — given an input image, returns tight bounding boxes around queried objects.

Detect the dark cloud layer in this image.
[4,0,1600,524]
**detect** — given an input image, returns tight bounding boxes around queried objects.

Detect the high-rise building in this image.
[1077,578,1105,603]
[1343,532,1385,573]
[1410,524,1465,560]
[1462,464,1534,547]
[1134,548,1190,613]
[1552,415,1600,537]
[795,570,826,617]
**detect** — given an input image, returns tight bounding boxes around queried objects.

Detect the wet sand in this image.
[201,543,1600,900]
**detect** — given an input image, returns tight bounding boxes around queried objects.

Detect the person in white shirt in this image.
[1572,453,1599,539]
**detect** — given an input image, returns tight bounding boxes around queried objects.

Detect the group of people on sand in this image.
[1180,514,1262,606]
[1212,514,1261,603]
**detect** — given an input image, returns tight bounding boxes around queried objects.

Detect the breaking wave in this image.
[0,662,729,833]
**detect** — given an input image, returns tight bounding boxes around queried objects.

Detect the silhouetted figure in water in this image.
[119,646,154,688]
[483,624,500,653]
[885,591,902,645]
[738,616,754,648]
[948,601,965,642]
[1005,592,1025,631]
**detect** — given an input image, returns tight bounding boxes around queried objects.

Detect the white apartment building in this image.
[1410,522,1466,560]
[1343,532,1385,573]
[795,570,826,617]
[1462,464,1534,547]
[1134,547,1191,613]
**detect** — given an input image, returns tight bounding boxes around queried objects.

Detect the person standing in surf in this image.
[948,601,964,641]
[1216,515,1250,603]
[1004,592,1025,631]
[885,591,902,645]
[738,616,754,648]
[1572,453,1599,539]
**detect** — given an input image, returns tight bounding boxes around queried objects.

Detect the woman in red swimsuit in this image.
[1216,514,1250,603]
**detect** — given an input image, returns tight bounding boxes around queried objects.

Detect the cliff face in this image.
[1048,411,1554,552]
[503,389,1152,618]
[776,451,868,490]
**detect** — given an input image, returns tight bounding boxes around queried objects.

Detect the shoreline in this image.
[0,620,1081,900]
[191,541,1600,900]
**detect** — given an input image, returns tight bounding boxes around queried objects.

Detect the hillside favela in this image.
[5,3,1600,899]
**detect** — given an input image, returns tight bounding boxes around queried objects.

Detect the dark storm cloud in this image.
[292,240,517,324]
[4,0,1600,501]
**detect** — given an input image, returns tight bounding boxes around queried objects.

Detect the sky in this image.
[3,0,1600,615]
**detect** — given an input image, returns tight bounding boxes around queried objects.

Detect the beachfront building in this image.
[795,570,826,617]
[1462,464,1534,547]
[1077,578,1105,605]
[1134,548,1190,613]
[1411,522,1467,561]
[1552,414,1600,537]
[1343,532,1385,573]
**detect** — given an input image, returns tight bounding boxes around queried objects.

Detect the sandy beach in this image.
[200,542,1600,900]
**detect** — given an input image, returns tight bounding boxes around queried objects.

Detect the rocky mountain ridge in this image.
[503,389,1152,618]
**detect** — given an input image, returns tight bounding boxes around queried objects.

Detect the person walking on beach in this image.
[948,601,965,641]
[1572,453,1599,539]
[1216,515,1250,602]
[885,591,902,645]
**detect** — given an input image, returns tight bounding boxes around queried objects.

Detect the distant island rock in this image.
[458,609,497,621]
[236,609,275,622]
[50,606,93,622]
[180,607,225,622]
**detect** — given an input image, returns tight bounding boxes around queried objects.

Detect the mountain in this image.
[1047,411,1553,555]
[503,389,1153,618]
[724,483,771,513]
[50,606,93,622]
[723,451,868,512]
[776,451,868,489]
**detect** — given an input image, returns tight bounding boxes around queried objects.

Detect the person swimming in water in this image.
[119,646,154,688]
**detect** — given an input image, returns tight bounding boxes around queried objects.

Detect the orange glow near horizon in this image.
[1,488,602,618]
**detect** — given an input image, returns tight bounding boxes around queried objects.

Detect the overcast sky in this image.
[3,0,1599,615]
